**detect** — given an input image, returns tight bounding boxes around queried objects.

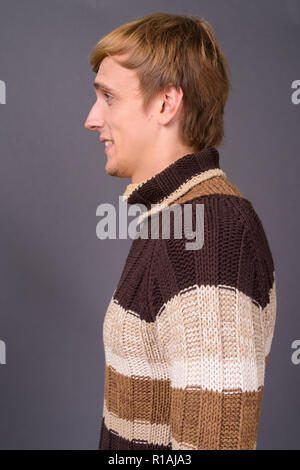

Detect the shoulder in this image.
[147,195,254,301]
[150,193,257,249]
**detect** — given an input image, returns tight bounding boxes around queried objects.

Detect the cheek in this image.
[112,105,147,143]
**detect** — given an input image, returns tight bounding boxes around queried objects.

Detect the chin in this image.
[106,160,131,178]
[105,162,119,177]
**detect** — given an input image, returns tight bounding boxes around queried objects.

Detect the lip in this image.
[104,141,114,154]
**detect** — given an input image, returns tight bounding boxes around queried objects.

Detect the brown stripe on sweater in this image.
[102,366,266,427]
[169,175,245,206]
[170,386,264,450]
[99,353,271,449]
[103,364,171,424]
[101,371,265,450]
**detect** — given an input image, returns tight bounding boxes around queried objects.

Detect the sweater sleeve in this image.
[148,198,276,450]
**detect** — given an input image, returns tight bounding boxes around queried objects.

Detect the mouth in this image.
[100,137,115,152]
[104,140,115,154]
[104,140,114,153]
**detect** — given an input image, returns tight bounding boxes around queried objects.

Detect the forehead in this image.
[95,55,140,95]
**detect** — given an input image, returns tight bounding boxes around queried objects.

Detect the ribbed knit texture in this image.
[98,147,277,450]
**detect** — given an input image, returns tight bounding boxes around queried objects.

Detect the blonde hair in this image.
[88,12,231,151]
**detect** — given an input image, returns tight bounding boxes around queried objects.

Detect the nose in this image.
[84,101,105,131]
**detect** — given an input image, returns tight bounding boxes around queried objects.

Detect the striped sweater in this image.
[98,147,277,450]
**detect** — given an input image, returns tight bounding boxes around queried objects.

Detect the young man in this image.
[84,13,277,450]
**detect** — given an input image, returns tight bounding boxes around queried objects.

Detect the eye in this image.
[103,92,113,104]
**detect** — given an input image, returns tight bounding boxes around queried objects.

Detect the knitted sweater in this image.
[98,147,277,450]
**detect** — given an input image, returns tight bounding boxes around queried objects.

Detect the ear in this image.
[158,83,184,124]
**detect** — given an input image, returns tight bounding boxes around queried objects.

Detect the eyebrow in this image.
[93,81,118,95]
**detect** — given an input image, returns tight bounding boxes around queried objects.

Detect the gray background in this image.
[0,0,299,450]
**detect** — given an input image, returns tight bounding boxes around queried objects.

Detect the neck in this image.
[130,145,197,185]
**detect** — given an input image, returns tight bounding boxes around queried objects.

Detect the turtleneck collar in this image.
[122,147,226,226]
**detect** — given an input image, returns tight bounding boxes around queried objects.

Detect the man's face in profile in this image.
[84,54,158,180]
